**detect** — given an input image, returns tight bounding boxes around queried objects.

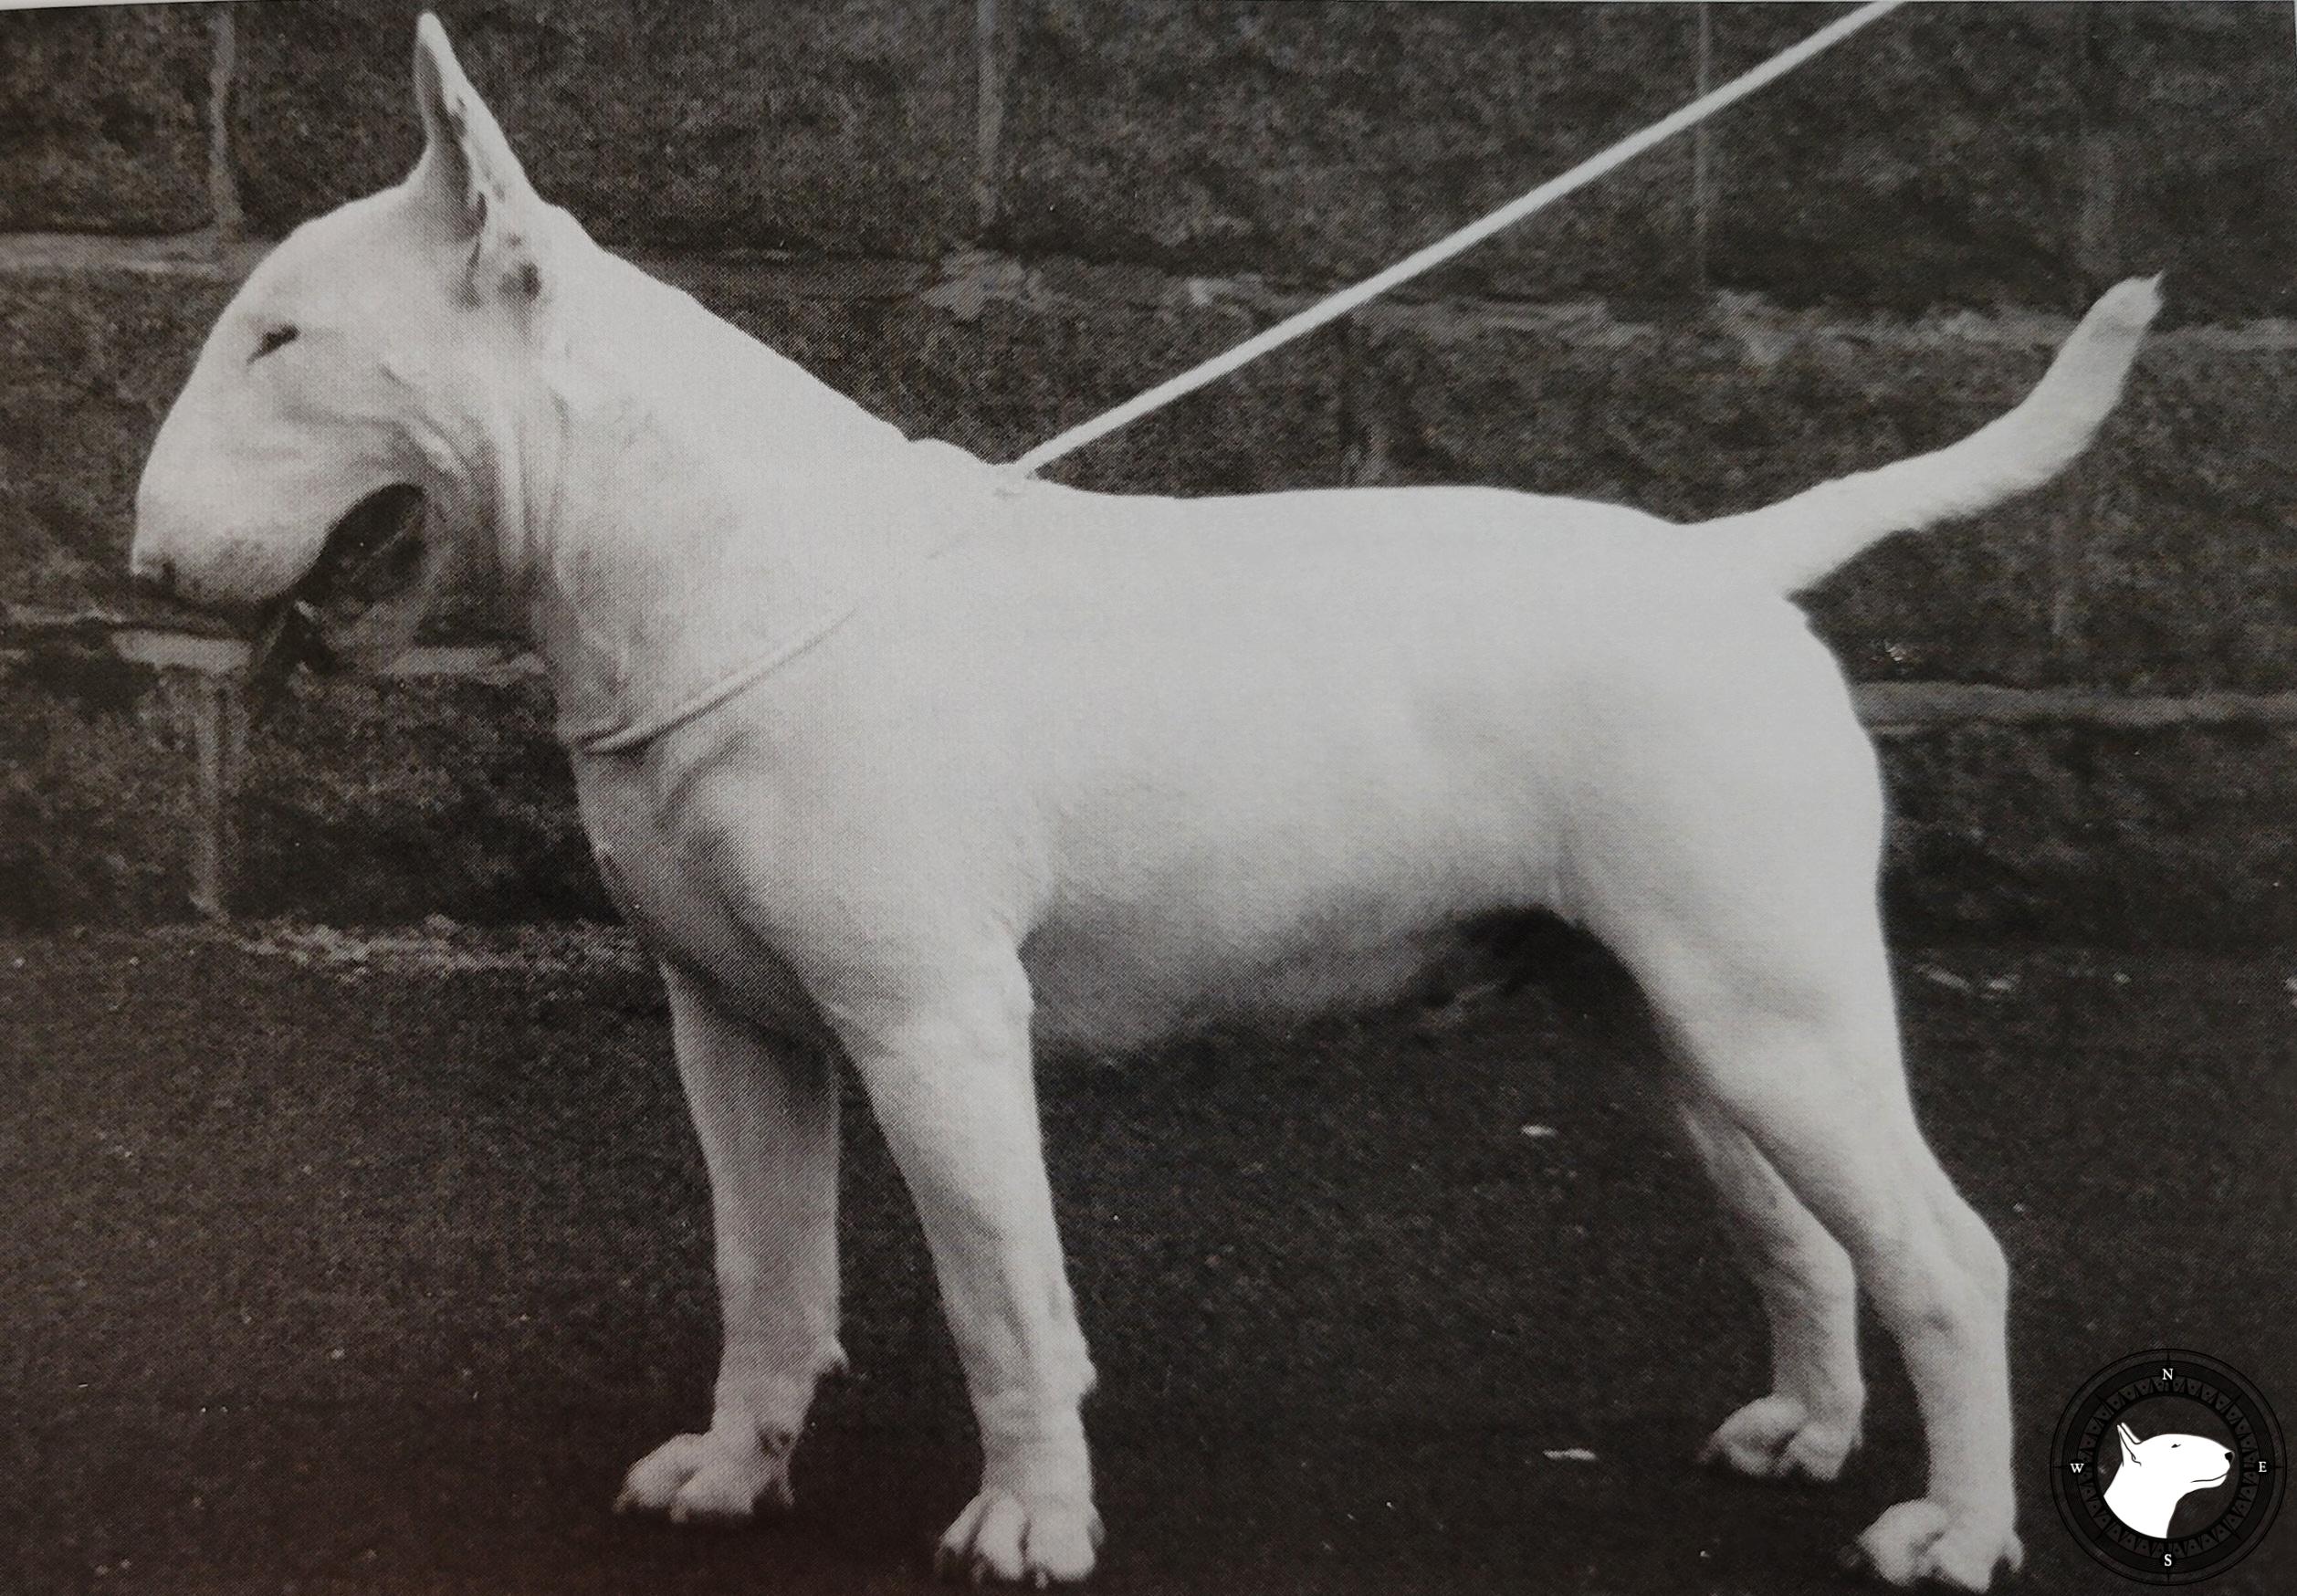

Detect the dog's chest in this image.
[577,762,827,1039]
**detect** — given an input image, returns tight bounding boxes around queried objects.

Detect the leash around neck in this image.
[565,498,991,758]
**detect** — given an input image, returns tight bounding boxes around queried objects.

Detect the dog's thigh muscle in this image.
[618,964,842,1524]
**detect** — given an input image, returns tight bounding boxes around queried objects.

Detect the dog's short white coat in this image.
[133,16,2164,1591]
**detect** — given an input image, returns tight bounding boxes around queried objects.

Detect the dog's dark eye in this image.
[251,325,299,362]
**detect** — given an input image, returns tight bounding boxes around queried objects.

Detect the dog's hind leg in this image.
[1655,977,2018,1591]
[1617,915,2017,1589]
[1570,635,2018,1591]
[825,947,1101,1585]
[616,964,844,1525]
[1672,1087,1864,1482]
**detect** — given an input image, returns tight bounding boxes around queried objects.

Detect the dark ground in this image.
[2,925,2291,1596]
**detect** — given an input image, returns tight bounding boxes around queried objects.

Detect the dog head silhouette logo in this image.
[2051,1350,2284,1585]
[2106,1422,2236,1538]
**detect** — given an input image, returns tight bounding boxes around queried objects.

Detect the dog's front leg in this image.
[831,952,1101,1584]
[616,964,844,1524]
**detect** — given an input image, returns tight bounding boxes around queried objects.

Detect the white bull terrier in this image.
[132,16,2161,1591]
[2105,1422,2234,1538]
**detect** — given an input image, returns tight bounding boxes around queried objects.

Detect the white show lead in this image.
[1005,0,1912,480]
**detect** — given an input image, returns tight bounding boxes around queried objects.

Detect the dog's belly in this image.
[1017,796,1569,1055]
[1022,912,1507,1056]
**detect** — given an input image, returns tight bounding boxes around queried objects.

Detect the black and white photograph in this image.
[2,2,2292,1591]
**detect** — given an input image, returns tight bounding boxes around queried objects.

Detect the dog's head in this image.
[2115,1422,2233,1495]
[133,15,559,682]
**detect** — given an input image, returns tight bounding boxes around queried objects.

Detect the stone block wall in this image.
[2,1,2293,943]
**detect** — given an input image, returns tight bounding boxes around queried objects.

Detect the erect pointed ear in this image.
[2118,1423,2144,1458]
[409,14,550,310]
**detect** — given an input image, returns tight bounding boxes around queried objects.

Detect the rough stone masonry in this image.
[1,1,2293,940]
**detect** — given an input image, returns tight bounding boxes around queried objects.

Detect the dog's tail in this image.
[1695,276,2162,594]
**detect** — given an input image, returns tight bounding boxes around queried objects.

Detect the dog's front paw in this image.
[614,1430,793,1526]
[1845,1499,2022,1591]
[1697,1392,1861,1482]
[934,1489,1102,1584]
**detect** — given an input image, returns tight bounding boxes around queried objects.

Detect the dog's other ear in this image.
[2118,1423,2144,1459]
[409,14,551,310]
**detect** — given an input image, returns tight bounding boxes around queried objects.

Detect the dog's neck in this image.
[2104,1459,2182,1538]
[483,219,995,750]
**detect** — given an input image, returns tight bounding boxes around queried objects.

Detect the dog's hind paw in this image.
[1844,1499,2022,1591]
[934,1488,1102,1585]
[1697,1392,1860,1482]
[614,1430,794,1526]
